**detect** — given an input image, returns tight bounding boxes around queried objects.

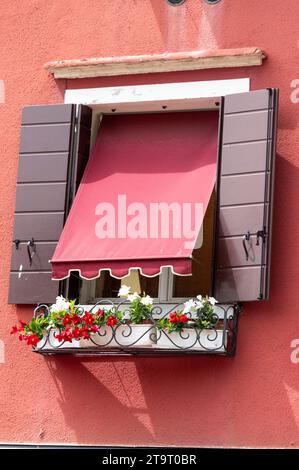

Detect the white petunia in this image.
[195,299,203,309]
[122,311,131,321]
[208,297,218,306]
[118,285,131,297]
[128,292,141,302]
[196,294,203,302]
[50,295,70,313]
[183,299,198,314]
[140,295,153,306]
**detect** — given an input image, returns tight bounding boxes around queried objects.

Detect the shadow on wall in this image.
[46,354,240,446]
[45,356,157,445]
[45,329,299,447]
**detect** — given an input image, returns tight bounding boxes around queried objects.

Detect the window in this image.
[77,107,218,304]
[8,83,278,305]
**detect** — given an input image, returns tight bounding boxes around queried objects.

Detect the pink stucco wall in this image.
[1,0,299,447]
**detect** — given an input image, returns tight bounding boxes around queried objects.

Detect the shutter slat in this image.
[222,141,268,175]
[215,267,264,302]
[22,104,73,124]
[15,181,66,212]
[8,104,92,304]
[20,124,72,153]
[217,237,262,267]
[219,204,266,237]
[223,111,270,144]
[214,89,278,302]
[17,153,69,182]
[224,89,272,113]
[15,183,67,212]
[10,242,56,271]
[220,173,265,206]
[13,213,64,241]
[9,273,59,304]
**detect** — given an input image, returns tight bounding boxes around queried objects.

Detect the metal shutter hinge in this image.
[13,239,20,250]
[27,238,36,266]
[256,230,266,246]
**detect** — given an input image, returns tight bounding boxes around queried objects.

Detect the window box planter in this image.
[156,328,226,352]
[12,295,239,356]
[79,324,157,349]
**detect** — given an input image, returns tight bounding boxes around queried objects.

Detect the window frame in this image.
[65,78,250,305]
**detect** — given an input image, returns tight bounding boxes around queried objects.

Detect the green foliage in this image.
[25,316,49,340]
[196,298,218,329]
[156,318,170,331]
[129,298,151,324]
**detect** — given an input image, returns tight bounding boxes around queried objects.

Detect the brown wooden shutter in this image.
[8,104,92,304]
[213,89,278,302]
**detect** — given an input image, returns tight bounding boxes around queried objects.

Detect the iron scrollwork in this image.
[33,301,240,357]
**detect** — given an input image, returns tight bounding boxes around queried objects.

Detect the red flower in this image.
[26,334,40,347]
[80,326,90,339]
[96,309,104,319]
[10,325,19,335]
[62,328,73,343]
[62,314,72,327]
[72,327,82,339]
[72,314,81,325]
[19,320,27,328]
[55,332,64,342]
[83,312,94,325]
[169,312,179,323]
[90,325,99,333]
[179,314,188,323]
[106,315,118,327]
[169,312,187,324]
[55,328,73,343]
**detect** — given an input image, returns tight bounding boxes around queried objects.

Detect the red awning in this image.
[51,111,218,280]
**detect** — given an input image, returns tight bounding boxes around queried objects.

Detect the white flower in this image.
[208,297,218,306]
[195,299,203,309]
[140,295,153,306]
[122,311,131,321]
[50,295,70,313]
[118,285,131,297]
[183,299,198,314]
[128,292,141,302]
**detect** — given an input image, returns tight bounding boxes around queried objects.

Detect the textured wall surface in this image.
[1,0,299,447]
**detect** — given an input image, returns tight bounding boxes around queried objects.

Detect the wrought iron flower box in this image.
[33,302,240,356]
